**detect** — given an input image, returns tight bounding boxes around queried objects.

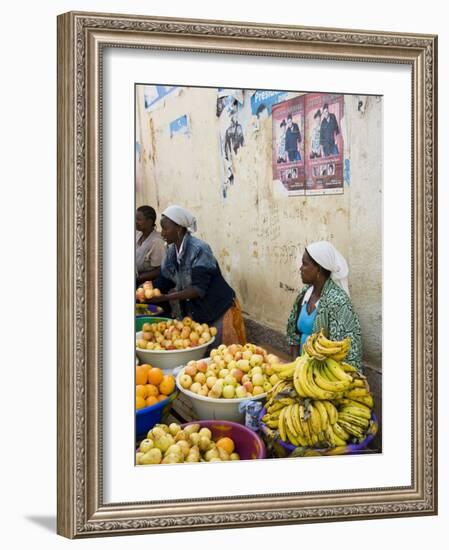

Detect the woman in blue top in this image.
[148,205,246,345]
[286,241,363,371]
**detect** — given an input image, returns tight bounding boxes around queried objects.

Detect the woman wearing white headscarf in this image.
[286,241,362,370]
[149,205,246,345]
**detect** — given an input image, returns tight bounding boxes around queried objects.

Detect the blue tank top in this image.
[297,300,318,351]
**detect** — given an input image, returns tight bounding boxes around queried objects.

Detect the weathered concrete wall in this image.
[135,86,382,369]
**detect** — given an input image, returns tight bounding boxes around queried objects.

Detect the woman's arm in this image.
[136,267,161,285]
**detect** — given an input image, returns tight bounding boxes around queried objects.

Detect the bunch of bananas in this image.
[261,332,376,450]
[302,329,351,362]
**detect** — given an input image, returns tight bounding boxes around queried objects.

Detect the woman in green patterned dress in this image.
[286,241,363,371]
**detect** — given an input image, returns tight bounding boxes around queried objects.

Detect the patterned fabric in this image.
[286,278,363,371]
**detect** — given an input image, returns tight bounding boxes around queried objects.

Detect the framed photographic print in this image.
[57,11,437,538]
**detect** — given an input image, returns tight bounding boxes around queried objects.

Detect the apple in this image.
[196,361,208,373]
[263,381,273,392]
[218,344,227,353]
[194,372,206,385]
[235,385,247,398]
[190,382,202,394]
[270,374,280,385]
[211,381,223,397]
[227,360,237,371]
[143,281,153,290]
[198,337,206,345]
[222,385,236,399]
[179,374,193,389]
[185,364,197,377]
[206,376,217,389]
[228,344,239,356]
[223,353,234,364]
[267,354,280,364]
[201,332,211,341]
[242,350,252,361]
[243,381,253,394]
[223,374,237,386]
[251,366,263,376]
[144,288,154,299]
[210,326,218,336]
[197,385,209,397]
[189,331,199,343]
[234,352,243,361]
[250,354,263,367]
[210,349,219,358]
[252,373,265,387]
[236,359,250,372]
[241,374,251,384]
[230,368,244,383]
[218,368,230,379]
[252,385,264,396]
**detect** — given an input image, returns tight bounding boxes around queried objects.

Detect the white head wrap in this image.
[306,241,350,296]
[162,205,197,233]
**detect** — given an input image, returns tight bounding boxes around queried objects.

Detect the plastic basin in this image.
[136,332,215,373]
[176,368,267,422]
[136,391,178,440]
[180,420,266,460]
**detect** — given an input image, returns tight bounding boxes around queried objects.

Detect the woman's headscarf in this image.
[306,241,350,295]
[162,205,197,233]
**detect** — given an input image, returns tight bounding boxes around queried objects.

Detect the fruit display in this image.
[136,364,176,409]
[136,423,241,465]
[177,343,281,399]
[136,317,217,351]
[136,280,162,303]
[261,330,377,450]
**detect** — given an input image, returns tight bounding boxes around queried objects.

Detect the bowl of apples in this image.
[136,317,217,372]
[175,344,282,422]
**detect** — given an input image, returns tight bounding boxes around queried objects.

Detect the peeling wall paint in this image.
[136,86,383,368]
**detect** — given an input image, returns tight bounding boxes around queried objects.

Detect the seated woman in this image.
[150,205,246,346]
[135,205,166,287]
[286,241,363,371]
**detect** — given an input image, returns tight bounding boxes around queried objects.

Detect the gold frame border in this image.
[57,11,438,538]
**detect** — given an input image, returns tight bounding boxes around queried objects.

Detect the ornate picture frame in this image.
[57,11,437,538]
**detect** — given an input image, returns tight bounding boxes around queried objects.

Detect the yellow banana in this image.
[338,398,372,412]
[308,403,322,435]
[304,334,327,361]
[278,406,288,442]
[346,394,374,408]
[337,419,366,439]
[326,425,347,447]
[284,405,296,435]
[325,357,353,383]
[306,361,339,400]
[338,412,370,429]
[313,400,329,431]
[322,400,338,425]
[332,422,351,441]
[343,387,371,398]
[340,361,358,373]
[314,362,352,392]
[339,405,372,420]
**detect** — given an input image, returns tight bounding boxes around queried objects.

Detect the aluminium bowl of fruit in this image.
[175,366,267,423]
[136,391,178,440]
[136,332,215,372]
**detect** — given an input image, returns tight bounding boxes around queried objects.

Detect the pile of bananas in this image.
[261,331,376,451]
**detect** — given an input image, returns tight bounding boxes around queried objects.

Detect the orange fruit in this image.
[148,367,163,386]
[136,365,148,386]
[136,385,147,399]
[157,394,168,402]
[136,396,146,410]
[145,384,159,397]
[216,437,235,455]
[145,395,158,407]
[159,374,175,395]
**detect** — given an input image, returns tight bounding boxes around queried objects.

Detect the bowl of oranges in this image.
[136,364,178,439]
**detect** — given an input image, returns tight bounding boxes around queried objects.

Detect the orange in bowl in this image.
[159,374,175,395]
[148,367,164,386]
[145,384,159,397]
[136,365,148,386]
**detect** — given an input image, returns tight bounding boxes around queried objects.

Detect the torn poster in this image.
[272,95,306,196]
[144,85,179,112]
[304,93,344,195]
[169,114,190,137]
